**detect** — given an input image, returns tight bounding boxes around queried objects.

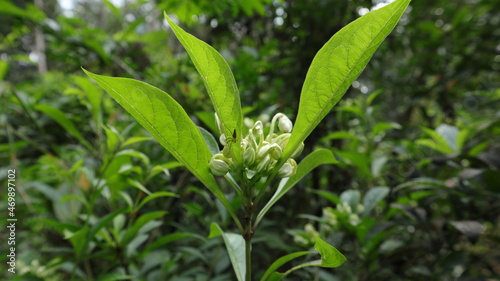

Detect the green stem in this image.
[245,235,252,281]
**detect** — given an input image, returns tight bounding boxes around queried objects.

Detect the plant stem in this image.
[245,235,252,281]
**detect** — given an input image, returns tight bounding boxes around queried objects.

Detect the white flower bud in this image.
[257,142,271,159]
[269,143,282,160]
[290,142,304,158]
[244,146,256,166]
[219,134,227,146]
[277,158,297,178]
[256,155,271,172]
[209,154,230,176]
[278,115,293,133]
[252,121,263,138]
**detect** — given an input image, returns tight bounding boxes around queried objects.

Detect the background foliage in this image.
[1,0,499,280]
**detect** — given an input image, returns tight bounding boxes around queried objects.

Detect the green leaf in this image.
[83,70,243,232]
[340,190,361,213]
[209,222,246,281]
[103,125,121,152]
[264,237,346,279]
[165,13,242,141]
[127,179,152,195]
[260,251,311,281]
[35,104,93,150]
[74,76,103,129]
[371,122,402,136]
[255,149,338,227]
[117,149,150,167]
[136,191,178,211]
[88,207,128,247]
[64,226,90,258]
[121,211,166,245]
[312,190,341,205]
[121,136,154,147]
[198,126,220,155]
[284,0,410,158]
[143,232,205,254]
[417,126,454,154]
[314,236,346,267]
[362,187,390,216]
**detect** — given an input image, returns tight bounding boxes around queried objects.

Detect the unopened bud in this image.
[210,154,230,176]
[219,134,227,146]
[277,158,297,178]
[257,142,271,159]
[244,146,256,166]
[256,155,271,172]
[269,144,282,160]
[252,121,263,138]
[278,115,293,133]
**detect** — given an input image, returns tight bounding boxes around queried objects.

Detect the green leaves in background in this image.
[285,0,411,158]
[209,222,246,281]
[165,13,243,141]
[260,236,346,281]
[35,103,93,150]
[83,70,243,232]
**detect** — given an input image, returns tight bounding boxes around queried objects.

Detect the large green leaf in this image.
[84,70,243,232]
[284,0,411,158]
[165,13,242,142]
[209,223,246,281]
[255,149,338,227]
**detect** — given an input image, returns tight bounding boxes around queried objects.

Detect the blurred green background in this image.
[1,0,499,280]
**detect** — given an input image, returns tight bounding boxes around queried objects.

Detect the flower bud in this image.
[278,115,293,133]
[209,154,230,176]
[219,134,227,146]
[290,142,304,158]
[256,155,271,173]
[277,158,297,178]
[252,121,263,138]
[257,141,272,159]
[269,143,282,160]
[243,146,256,166]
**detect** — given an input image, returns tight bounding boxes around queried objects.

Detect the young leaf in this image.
[313,236,346,268]
[262,237,346,280]
[209,222,246,281]
[84,70,243,232]
[165,13,243,141]
[255,149,338,227]
[284,0,411,158]
[260,251,311,281]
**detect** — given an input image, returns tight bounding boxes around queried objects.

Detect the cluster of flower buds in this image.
[209,113,304,179]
